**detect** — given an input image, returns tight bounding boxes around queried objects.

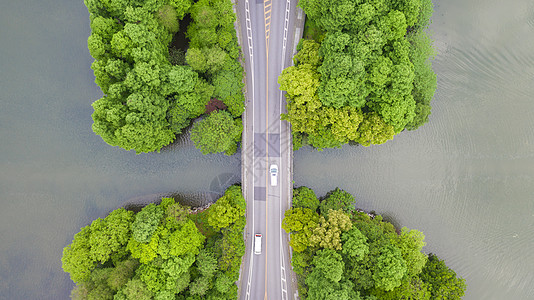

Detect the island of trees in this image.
[85,0,244,154]
[279,0,437,150]
[283,187,466,299]
[61,185,246,299]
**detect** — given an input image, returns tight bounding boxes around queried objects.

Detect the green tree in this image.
[309,209,352,250]
[196,249,218,278]
[372,244,408,291]
[132,203,164,243]
[313,249,344,283]
[282,208,320,252]
[62,209,134,283]
[212,68,245,117]
[189,276,211,296]
[341,227,369,261]
[108,258,139,290]
[190,111,243,155]
[292,186,320,211]
[206,185,246,231]
[392,227,427,277]
[117,278,154,300]
[354,113,395,147]
[214,272,234,294]
[156,5,180,33]
[320,188,355,216]
[420,254,466,300]
[168,219,206,257]
[294,39,322,67]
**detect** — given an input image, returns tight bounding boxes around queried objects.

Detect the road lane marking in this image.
[244,0,256,299]
[279,1,291,299]
[263,1,272,299]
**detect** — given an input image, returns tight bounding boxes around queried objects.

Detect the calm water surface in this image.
[1,0,533,299]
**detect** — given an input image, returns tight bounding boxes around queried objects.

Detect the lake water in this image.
[0,0,533,299]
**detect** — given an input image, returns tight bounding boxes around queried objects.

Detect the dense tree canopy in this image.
[190,111,243,155]
[85,0,244,154]
[284,187,466,299]
[280,0,437,150]
[62,185,246,299]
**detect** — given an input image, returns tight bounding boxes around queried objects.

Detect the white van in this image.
[254,233,262,255]
[270,164,278,186]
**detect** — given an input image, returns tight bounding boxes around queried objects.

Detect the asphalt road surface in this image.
[237,0,299,299]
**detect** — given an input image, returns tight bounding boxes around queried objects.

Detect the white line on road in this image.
[244,0,255,299]
[278,1,291,299]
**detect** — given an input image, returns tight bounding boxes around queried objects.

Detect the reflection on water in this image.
[1,0,534,299]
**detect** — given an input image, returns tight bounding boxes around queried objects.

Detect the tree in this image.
[309,209,352,250]
[312,249,344,283]
[116,278,154,300]
[207,185,246,230]
[294,39,322,67]
[168,219,206,257]
[62,209,134,283]
[196,249,218,278]
[292,186,320,211]
[84,0,244,154]
[372,244,408,291]
[392,227,427,277]
[212,68,245,117]
[189,276,211,296]
[420,254,466,300]
[305,270,360,300]
[354,113,395,147]
[156,5,180,33]
[64,186,247,298]
[190,111,243,155]
[341,227,369,261]
[282,208,320,252]
[107,258,139,290]
[132,203,164,243]
[319,188,355,216]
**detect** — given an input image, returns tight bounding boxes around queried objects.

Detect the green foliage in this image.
[284,0,437,149]
[292,186,320,211]
[373,244,408,291]
[132,203,164,243]
[156,5,180,33]
[190,111,243,155]
[341,227,369,260]
[117,278,154,300]
[285,187,466,299]
[85,0,243,154]
[309,209,352,250]
[108,258,139,290]
[420,254,467,300]
[63,186,245,298]
[282,208,320,252]
[206,185,246,231]
[196,249,218,278]
[313,249,345,282]
[320,188,356,216]
[354,113,396,146]
[62,209,134,283]
[392,227,427,277]
[168,219,206,257]
[212,67,245,117]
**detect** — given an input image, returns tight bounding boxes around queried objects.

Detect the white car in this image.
[270,164,278,186]
[254,233,262,255]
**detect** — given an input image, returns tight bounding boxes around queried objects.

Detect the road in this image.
[237,0,301,299]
